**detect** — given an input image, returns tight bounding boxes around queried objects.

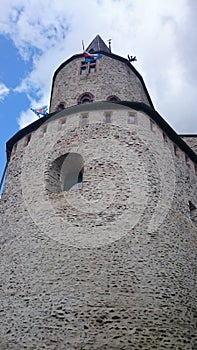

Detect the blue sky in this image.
[0,0,196,194]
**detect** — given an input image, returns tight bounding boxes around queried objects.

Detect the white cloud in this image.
[17,108,38,129]
[0,83,9,101]
[0,0,196,133]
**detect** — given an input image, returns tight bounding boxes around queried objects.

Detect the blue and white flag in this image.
[31,105,48,117]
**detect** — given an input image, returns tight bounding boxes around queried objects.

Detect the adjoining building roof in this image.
[86,35,111,53]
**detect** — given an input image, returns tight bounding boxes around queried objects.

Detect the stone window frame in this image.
[79,60,98,76]
[174,144,180,158]
[185,154,190,167]
[163,132,168,143]
[106,95,120,102]
[128,111,138,125]
[150,118,157,132]
[56,102,66,112]
[103,111,112,124]
[58,118,67,131]
[79,112,89,126]
[12,143,18,156]
[40,125,47,138]
[24,134,31,147]
[77,92,94,105]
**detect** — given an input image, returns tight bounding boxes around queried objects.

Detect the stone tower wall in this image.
[50,55,151,112]
[0,103,196,349]
[181,135,197,154]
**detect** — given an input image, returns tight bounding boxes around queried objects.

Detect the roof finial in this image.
[128,54,137,63]
[108,39,112,52]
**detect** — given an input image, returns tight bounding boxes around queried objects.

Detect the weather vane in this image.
[128,54,137,63]
[108,39,112,52]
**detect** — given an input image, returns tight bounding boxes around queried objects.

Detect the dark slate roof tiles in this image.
[86,35,111,53]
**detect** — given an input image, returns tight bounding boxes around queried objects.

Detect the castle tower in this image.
[0,35,196,349]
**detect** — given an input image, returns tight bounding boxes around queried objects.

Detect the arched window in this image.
[56,102,66,112]
[46,153,84,193]
[60,153,84,191]
[106,95,120,102]
[77,92,94,105]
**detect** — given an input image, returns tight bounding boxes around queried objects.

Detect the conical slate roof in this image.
[86,35,111,53]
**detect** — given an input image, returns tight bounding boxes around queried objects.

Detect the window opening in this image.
[46,153,84,193]
[104,113,111,124]
[60,119,66,130]
[82,97,91,104]
[12,143,17,155]
[77,92,94,105]
[107,95,120,102]
[81,114,88,125]
[185,154,190,167]
[89,63,96,73]
[41,126,47,137]
[60,153,84,191]
[24,134,31,146]
[174,144,179,158]
[56,103,65,112]
[80,62,87,75]
[150,119,156,132]
[80,61,97,75]
[163,132,168,143]
[128,113,136,124]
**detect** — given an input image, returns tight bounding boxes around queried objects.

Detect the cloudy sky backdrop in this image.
[0,0,196,189]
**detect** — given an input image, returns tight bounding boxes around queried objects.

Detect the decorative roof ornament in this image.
[128,54,137,63]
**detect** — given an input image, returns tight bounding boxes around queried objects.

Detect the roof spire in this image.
[86,35,111,53]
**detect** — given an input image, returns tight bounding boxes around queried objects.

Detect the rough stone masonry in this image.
[0,35,196,350]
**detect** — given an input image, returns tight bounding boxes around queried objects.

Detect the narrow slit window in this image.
[185,154,190,167]
[105,113,111,124]
[128,113,136,124]
[163,132,168,143]
[41,126,47,137]
[174,144,179,158]
[60,119,66,130]
[150,119,156,132]
[24,134,31,147]
[12,143,17,155]
[81,114,88,125]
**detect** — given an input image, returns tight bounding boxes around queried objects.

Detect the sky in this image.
[0,0,197,191]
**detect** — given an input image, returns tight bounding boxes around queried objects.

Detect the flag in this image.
[31,105,48,117]
[82,40,102,63]
[84,52,102,63]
